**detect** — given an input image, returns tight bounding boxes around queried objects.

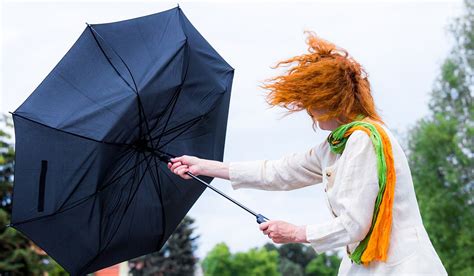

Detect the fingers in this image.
[260,221,273,239]
[167,159,191,179]
[259,220,290,244]
[170,155,188,164]
[170,156,183,163]
[169,161,183,171]
[259,221,270,231]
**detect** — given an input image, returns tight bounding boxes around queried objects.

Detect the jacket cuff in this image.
[306,217,351,254]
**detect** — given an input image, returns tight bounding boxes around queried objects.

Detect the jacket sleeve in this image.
[228,143,324,191]
[305,130,380,253]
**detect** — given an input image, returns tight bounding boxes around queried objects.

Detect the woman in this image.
[167,31,447,275]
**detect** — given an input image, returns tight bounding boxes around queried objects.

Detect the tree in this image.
[203,242,341,276]
[202,243,279,276]
[232,247,280,276]
[263,242,341,275]
[279,257,304,276]
[201,243,233,276]
[278,243,316,269]
[406,0,473,275]
[305,253,341,276]
[129,216,199,276]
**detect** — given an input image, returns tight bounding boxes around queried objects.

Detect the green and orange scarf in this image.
[327,116,396,266]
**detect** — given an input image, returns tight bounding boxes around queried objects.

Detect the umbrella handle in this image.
[256,214,269,224]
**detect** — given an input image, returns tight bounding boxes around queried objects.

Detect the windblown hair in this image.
[260,31,383,124]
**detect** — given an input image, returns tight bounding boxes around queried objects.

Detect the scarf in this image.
[327,117,396,266]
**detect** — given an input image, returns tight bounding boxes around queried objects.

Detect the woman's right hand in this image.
[167,155,203,180]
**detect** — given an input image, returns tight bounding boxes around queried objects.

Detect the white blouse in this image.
[228,124,447,275]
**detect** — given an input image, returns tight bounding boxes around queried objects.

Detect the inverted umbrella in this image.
[8,6,267,275]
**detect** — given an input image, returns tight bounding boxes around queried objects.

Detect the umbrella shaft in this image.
[186,172,259,217]
[151,150,268,223]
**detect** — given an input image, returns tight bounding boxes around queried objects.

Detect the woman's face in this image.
[307,108,342,131]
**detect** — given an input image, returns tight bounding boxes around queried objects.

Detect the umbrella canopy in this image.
[9,6,233,275]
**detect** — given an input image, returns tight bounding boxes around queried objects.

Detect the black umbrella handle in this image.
[256,214,269,224]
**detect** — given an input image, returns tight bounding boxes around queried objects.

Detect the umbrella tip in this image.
[85,22,91,27]
[177,3,180,8]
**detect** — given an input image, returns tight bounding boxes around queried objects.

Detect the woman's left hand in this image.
[259,220,308,244]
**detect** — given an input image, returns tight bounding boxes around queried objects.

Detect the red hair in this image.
[260,31,383,124]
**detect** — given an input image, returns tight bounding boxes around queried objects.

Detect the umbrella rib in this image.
[146,88,181,141]
[87,25,148,142]
[148,154,169,250]
[150,43,190,149]
[55,146,135,213]
[87,23,149,144]
[93,149,152,194]
[79,151,153,275]
[157,116,204,150]
[87,25,138,94]
[101,151,140,248]
[12,113,133,148]
[149,115,204,142]
[78,151,141,276]
[54,71,137,135]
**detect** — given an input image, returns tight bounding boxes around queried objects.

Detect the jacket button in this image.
[326,172,331,177]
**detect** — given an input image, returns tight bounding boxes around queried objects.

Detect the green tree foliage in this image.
[203,242,340,276]
[278,243,316,269]
[407,0,473,275]
[0,209,45,275]
[201,243,233,276]
[129,216,199,276]
[305,253,341,276]
[202,243,279,276]
[279,257,304,276]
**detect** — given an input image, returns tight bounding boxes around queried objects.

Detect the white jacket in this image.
[228,124,447,275]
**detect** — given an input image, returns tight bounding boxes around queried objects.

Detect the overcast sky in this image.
[1,0,463,260]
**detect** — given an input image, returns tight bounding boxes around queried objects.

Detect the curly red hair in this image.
[260,31,383,124]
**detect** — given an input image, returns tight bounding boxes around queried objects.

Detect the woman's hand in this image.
[167,155,203,180]
[259,220,308,244]
[167,155,230,180]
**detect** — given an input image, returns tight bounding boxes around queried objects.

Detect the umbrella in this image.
[8,6,267,275]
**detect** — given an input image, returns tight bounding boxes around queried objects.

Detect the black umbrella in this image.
[7,6,267,275]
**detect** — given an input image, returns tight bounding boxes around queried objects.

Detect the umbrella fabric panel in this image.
[161,70,234,162]
[91,8,188,93]
[11,115,125,223]
[14,29,141,144]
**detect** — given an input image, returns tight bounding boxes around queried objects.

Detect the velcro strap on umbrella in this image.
[37,160,48,212]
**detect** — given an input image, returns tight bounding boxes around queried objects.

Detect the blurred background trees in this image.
[406,0,473,275]
[129,216,199,276]
[201,242,340,276]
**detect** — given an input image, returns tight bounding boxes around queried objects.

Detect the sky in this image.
[1,0,464,260]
